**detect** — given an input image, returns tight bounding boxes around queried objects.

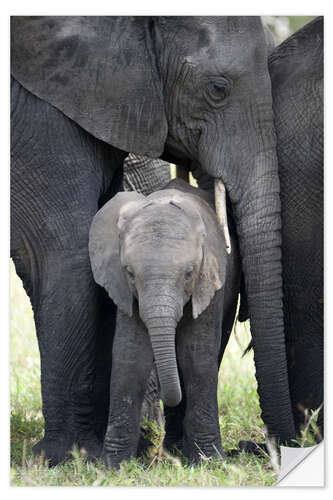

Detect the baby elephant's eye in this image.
[212,83,228,99]
[184,266,195,281]
[207,77,230,106]
[125,266,135,281]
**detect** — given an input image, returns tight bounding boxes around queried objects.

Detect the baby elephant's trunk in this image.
[140,298,182,407]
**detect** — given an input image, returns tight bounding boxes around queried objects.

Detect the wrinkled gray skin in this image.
[89,179,240,467]
[11,16,295,464]
[239,17,323,454]
[269,17,323,437]
[123,154,171,196]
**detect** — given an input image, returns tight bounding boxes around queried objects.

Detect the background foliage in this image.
[263,16,316,43]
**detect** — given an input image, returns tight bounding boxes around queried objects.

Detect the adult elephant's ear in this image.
[89,192,146,316]
[11,16,167,157]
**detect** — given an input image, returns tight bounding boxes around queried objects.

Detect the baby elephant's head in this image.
[89,189,227,407]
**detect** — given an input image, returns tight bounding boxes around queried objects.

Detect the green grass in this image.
[10,260,277,486]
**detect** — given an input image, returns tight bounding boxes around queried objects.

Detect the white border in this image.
[1,2,331,498]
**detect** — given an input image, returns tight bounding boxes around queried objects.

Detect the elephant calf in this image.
[89,179,240,467]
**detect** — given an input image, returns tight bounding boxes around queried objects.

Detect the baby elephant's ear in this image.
[191,200,228,319]
[89,191,146,316]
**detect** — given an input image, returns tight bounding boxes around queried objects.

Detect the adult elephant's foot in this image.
[163,399,186,455]
[162,434,184,455]
[136,432,154,457]
[32,437,73,467]
[32,436,103,466]
[78,437,103,462]
[238,440,268,456]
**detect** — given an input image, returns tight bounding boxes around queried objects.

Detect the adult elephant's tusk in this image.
[214,179,231,254]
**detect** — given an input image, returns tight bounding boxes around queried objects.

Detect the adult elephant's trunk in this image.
[230,149,296,442]
[140,297,182,407]
[198,91,297,442]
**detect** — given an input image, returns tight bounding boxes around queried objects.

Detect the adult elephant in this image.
[239,17,323,453]
[270,17,323,437]
[11,16,295,465]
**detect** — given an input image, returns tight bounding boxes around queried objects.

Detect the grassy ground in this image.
[10,260,277,486]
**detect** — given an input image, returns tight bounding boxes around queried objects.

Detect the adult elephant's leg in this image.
[163,380,186,453]
[175,291,225,463]
[102,305,154,469]
[11,78,125,465]
[93,288,117,443]
[286,337,323,437]
[27,250,102,463]
[281,192,323,437]
[268,17,323,441]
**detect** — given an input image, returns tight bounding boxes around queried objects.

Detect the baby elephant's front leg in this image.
[102,308,154,469]
[177,300,225,463]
